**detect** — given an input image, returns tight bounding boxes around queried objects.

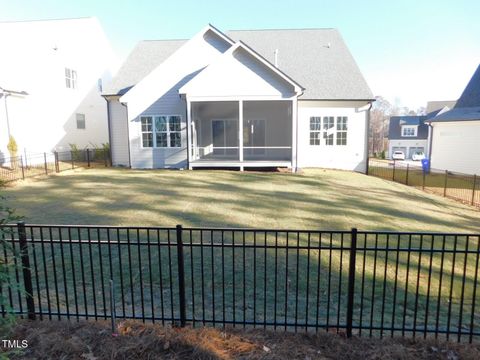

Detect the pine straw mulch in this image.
[4,320,480,359]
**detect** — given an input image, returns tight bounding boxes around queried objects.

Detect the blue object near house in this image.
[421,158,430,173]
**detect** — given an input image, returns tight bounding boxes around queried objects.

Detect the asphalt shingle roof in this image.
[103,39,187,95]
[455,65,480,109]
[104,28,373,100]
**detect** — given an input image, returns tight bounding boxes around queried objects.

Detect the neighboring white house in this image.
[0,17,116,161]
[103,25,373,172]
[426,65,480,175]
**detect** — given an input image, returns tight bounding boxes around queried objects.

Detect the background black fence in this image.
[368,158,480,209]
[1,223,479,342]
[0,148,111,183]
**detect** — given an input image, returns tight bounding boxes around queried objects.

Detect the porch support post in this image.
[186,97,193,170]
[239,100,244,170]
[291,98,298,172]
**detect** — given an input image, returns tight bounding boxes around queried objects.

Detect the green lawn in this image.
[3,167,480,232]
[1,168,479,336]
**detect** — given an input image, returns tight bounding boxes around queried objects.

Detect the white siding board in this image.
[430,121,480,175]
[297,101,368,172]
[180,47,295,99]
[129,94,188,169]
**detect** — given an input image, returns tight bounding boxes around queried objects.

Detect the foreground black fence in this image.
[1,223,479,342]
[0,148,111,183]
[368,158,480,208]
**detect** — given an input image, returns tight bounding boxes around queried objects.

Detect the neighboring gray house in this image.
[102,25,373,172]
[426,64,480,175]
[388,115,430,159]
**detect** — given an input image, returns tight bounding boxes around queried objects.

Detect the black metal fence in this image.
[368,158,480,209]
[1,223,479,342]
[0,148,111,183]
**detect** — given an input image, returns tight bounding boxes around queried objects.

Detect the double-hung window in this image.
[401,126,417,137]
[309,117,322,145]
[65,68,77,89]
[323,116,335,146]
[336,116,348,145]
[309,116,348,146]
[141,115,182,148]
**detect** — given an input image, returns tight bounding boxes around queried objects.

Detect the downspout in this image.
[363,102,373,175]
[102,96,113,160]
[295,98,299,172]
[184,95,190,169]
[120,102,132,168]
[427,122,433,161]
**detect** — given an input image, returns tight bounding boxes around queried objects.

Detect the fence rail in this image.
[368,159,480,208]
[1,223,479,342]
[0,148,111,183]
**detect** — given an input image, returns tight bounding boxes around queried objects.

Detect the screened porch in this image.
[189,100,293,168]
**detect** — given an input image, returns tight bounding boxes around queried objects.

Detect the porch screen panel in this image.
[243,101,292,161]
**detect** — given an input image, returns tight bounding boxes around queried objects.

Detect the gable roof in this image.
[105,27,373,101]
[388,115,429,140]
[102,39,187,96]
[179,41,303,97]
[119,25,235,119]
[227,29,373,100]
[427,65,480,123]
[454,64,480,109]
[426,100,456,113]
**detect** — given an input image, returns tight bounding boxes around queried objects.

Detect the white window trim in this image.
[140,115,183,149]
[309,116,348,146]
[76,113,86,130]
[401,125,418,137]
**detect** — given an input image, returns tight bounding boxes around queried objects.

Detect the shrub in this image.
[380,150,386,159]
[0,194,22,338]
[69,144,83,162]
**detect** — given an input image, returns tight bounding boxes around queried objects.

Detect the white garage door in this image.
[392,147,406,157]
[408,147,424,159]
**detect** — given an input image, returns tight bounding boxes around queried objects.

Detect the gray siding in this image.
[129,89,188,169]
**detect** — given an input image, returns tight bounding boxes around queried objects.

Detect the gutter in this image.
[427,122,434,161]
[102,96,113,160]
[361,102,373,174]
[120,101,132,168]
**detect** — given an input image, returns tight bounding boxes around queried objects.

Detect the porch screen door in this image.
[212,119,237,156]
[244,119,266,155]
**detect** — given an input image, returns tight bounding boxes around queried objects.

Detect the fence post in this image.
[20,156,25,180]
[176,224,186,327]
[422,169,426,190]
[86,149,91,168]
[472,174,477,206]
[70,151,74,169]
[54,151,59,173]
[392,160,396,182]
[406,164,409,185]
[443,170,448,197]
[346,228,358,338]
[43,152,48,175]
[17,221,36,320]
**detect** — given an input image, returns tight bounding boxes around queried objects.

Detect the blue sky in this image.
[1,0,480,109]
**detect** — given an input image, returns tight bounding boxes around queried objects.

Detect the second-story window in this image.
[65,68,77,89]
[401,125,417,137]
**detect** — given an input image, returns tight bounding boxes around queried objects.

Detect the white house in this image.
[0,17,116,161]
[426,65,480,175]
[103,25,373,172]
